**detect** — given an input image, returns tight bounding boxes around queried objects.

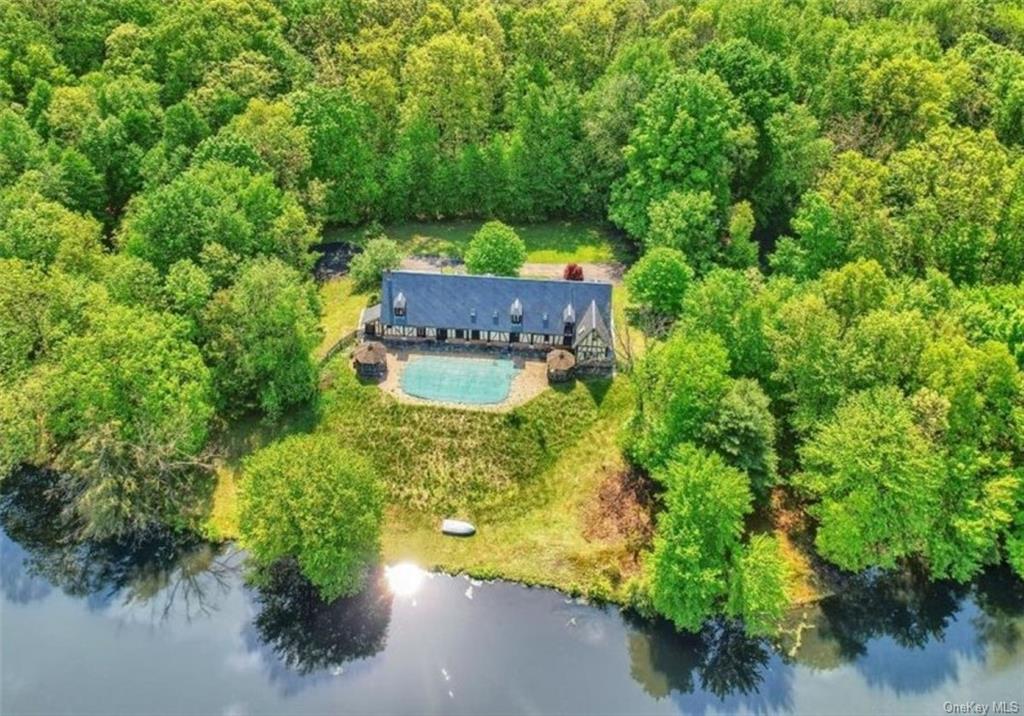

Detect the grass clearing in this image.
[316,276,372,359]
[205,360,644,602]
[325,219,633,265]
[381,375,641,600]
[318,362,613,517]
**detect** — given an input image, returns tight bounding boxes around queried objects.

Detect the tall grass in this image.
[319,362,608,517]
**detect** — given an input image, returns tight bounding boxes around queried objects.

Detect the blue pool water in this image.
[400,355,519,405]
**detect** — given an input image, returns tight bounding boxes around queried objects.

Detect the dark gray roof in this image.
[574,299,612,347]
[380,270,613,336]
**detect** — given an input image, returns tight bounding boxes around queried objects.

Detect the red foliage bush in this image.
[563,263,584,281]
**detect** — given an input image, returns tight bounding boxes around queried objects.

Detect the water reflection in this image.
[385,562,428,598]
[0,466,237,620]
[628,617,793,713]
[2,465,1022,714]
[247,558,393,676]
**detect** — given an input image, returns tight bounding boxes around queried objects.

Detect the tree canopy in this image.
[239,434,385,602]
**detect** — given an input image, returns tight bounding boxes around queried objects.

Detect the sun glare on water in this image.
[385,562,427,597]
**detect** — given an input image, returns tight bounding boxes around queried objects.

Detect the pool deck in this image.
[377,347,550,412]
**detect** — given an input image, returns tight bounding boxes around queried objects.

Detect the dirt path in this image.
[399,257,625,284]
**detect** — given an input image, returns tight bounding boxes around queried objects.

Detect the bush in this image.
[464,220,526,276]
[239,434,385,600]
[349,237,401,291]
[563,263,584,280]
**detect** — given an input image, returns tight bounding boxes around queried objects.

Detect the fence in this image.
[319,330,358,367]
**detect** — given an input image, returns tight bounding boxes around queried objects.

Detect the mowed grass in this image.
[316,275,373,360]
[325,219,633,265]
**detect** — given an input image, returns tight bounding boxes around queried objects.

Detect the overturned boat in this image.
[441,519,476,537]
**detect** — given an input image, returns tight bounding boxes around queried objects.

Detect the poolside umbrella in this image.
[353,341,388,377]
[546,349,576,382]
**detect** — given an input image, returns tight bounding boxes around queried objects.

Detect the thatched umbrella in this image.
[353,341,387,377]
[546,348,576,382]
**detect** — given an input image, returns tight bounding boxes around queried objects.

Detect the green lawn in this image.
[325,219,634,265]
[316,275,373,360]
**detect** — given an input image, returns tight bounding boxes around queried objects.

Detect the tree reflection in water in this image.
[247,558,393,675]
[628,567,1024,708]
[627,616,791,713]
[0,466,237,620]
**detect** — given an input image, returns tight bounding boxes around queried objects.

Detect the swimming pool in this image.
[400,355,519,405]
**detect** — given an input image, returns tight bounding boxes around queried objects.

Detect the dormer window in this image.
[510,299,523,325]
[562,303,575,324]
[393,291,406,317]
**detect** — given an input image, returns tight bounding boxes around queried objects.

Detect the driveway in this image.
[399,256,625,285]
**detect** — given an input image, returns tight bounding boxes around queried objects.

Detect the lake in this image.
[2,471,1022,716]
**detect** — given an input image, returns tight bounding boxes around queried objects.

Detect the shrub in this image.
[563,263,584,280]
[349,237,401,291]
[464,220,526,276]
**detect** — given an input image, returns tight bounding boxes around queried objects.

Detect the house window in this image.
[455,329,465,339]
[416,327,426,338]
[471,329,480,340]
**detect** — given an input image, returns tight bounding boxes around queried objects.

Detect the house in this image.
[359,271,614,370]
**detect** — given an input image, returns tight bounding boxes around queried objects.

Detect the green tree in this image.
[401,31,500,153]
[726,534,789,637]
[680,268,779,381]
[201,257,321,417]
[624,247,694,320]
[649,444,753,632]
[44,303,214,539]
[0,193,102,267]
[239,434,384,600]
[0,259,50,379]
[120,161,317,272]
[782,152,901,279]
[702,378,778,496]
[610,70,754,239]
[216,98,312,189]
[627,329,731,470]
[293,86,381,224]
[917,336,1024,580]
[796,386,944,571]
[350,237,401,291]
[767,292,845,433]
[888,127,1015,284]
[644,190,719,273]
[464,220,526,276]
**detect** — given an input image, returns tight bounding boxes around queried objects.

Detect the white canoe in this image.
[441,519,476,537]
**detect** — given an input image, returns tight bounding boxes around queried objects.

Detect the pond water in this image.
[2,471,1022,716]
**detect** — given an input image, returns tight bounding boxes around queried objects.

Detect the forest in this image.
[2,0,1024,635]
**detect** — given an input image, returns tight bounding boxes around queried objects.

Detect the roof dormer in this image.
[510,298,523,325]
[393,291,407,317]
